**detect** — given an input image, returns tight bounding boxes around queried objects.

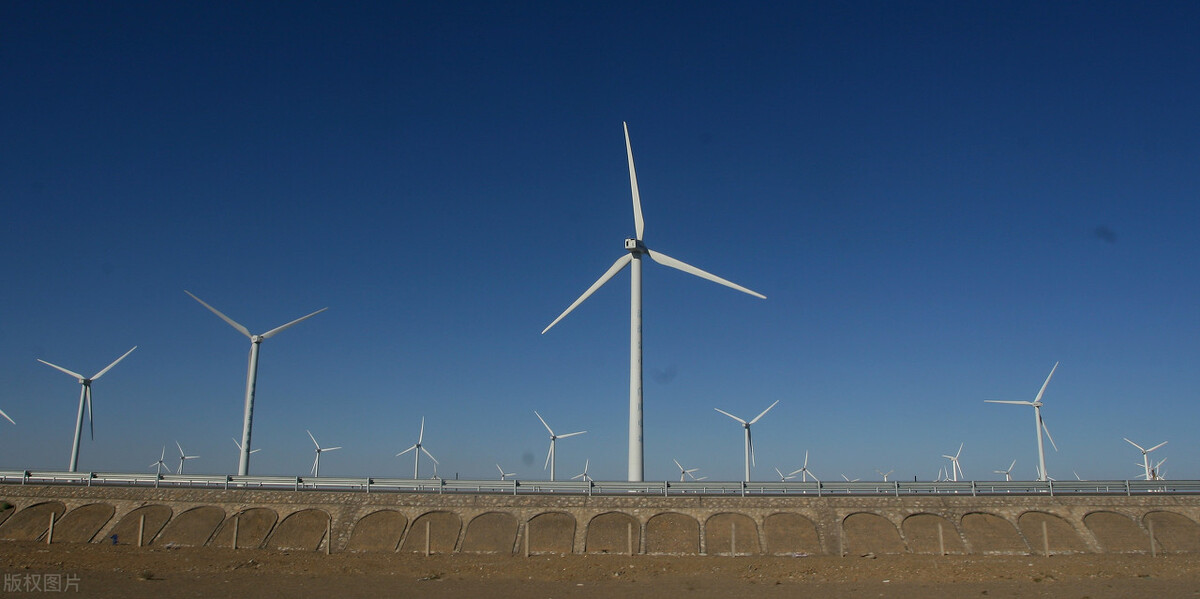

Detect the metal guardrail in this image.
[1,469,1197,497]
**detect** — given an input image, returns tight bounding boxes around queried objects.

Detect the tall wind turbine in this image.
[535,410,585,482]
[541,123,766,482]
[789,451,818,482]
[1124,438,1167,482]
[185,291,327,476]
[715,400,779,481]
[571,459,593,482]
[396,417,438,479]
[673,458,701,482]
[38,346,136,472]
[984,362,1059,481]
[942,443,965,481]
[496,464,515,481]
[308,430,341,477]
[150,447,172,476]
[875,468,894,482]
[994,459,1017,482]
[175,441,199,475]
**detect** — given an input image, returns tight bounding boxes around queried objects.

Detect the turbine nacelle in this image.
[624,238,646,253]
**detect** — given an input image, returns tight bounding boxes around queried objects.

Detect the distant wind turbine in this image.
[186,290,327,476]
[715,400,779,482]
[774,467,796,482]
[38,346,137,472]
[535,411,585,482]
[673,458,702,482]
[994,459,1017,482]
[307,430,341,477]
[984,362,1060,481]
[175,441,199,475]
[496,464,515,481]
[789,451,818,482]
[1124,438,1167,482]
[942,443,965,481]
[840,474,861,482]
[571,459,593,482]
[875,469,894,482]
[150,446,172,476]
[396,417,438,479]
[540,123,766,482]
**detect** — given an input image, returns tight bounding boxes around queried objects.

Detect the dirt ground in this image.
[2,542,1199,598]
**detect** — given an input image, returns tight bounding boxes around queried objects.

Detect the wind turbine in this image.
[175,441,199,475]
[789,451,818,482]
[673,458,701,482]
[994,459,1017,482]
[1151,457,1167,480]
[985,362,1060,481]
[185,290,327,476]
[774,467,796,482]
[540,123,766,482]
[535,411,585,482]
[496,464,515,481]
[942,443,965,481]
[232,437,262,460]
[715,400,779,482]
[307,430,341,477]
[571,459,593,482]
[875,469,894,482]
[396,417,438,479]
[840,474,861,482]
[149,447,172,476]
[38,346,137,472]
[1124,438,1167,482]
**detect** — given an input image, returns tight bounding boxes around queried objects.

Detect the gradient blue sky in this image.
[2,2,1197,482]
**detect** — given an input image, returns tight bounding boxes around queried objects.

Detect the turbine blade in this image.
[37,359,85,380]
[307,430,319,449]
[534,411,554,435]
[749,400,780,424]
[185,291,252,338]
[396,445,417,457]
[325,446,342,452]
[1033,361,1059,404]
[1041,417,1058,451]
[91,346,137,380]
[541,254,633,334]
[420,446,437,464]
[558,430,586,439]
[673,458,684,471]
[175,441,184,456]
[714,408,746,424]
[544,443,553,470]
[1147,441,1168,453]
[261,307,328,339]
[418,417,425,444]
[624,122,644,240]
[1124,438,1146,452]
[984,400,1033,406]
[748,429,755,467]
[645,249,766,299]
[85,386,94,441]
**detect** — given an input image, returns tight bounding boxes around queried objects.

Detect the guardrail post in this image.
[1125,480,1131,497]
[894,481,900,497]
[971,481,977,497]
[741,481,746,497]
[1048,479,1054,497]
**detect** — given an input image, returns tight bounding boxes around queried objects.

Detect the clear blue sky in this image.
[2,2,1197,482]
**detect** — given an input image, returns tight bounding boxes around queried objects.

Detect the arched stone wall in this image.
[902,513,964,554]
[585,512,637,554]
[400,511,461,554]
[346,510,408,552]
[461,512,518,553]
[154,506,225,547]
[527,512,575,554]
[1018,511,1087,554]
[961,512,1027,554]
[1084,511,1146,553]
[705,513,760,555]
[266,508,330,551]
[0,501,66,541]
[763,512,821,555]
[54,503,114,543]
[843,512,904,555]
[110,505,173,546]
[211,507,277,549]
[645,512,699,555]
[1145,511,1200,553]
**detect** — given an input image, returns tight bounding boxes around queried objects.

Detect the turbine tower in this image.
[541,123,765,482]
[1124,438,1166,482]
[715,400,779,481]
[186,291,326,476]
[535,411,585,481]
[984,362,1059,481]
[38,346,136,472]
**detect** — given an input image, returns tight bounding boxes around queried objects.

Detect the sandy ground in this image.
[2,543,1200,598]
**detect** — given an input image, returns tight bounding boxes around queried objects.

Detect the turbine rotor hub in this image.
[624,238,646,253]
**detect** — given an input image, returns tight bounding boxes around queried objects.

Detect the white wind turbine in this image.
[396,417,438,479]
[789,451,818,482]
[875,469,894,482]
[541,123,766,483]
[985,362,1060,481]
[496,464,515,481]
[150,447,172,476]
[232,437,262,461]
[186,291,327,476]
[175,441,199,475]
[942,443,965,481]
[840,474,861,482]
[994,459,1017,482]
[673,458,702,482]
[307,430,341,477]
[535,411,585,482]
[715,400,779,482]
[774,467,796,482]
[1124,438,1167,482]
[38,346,137,472]
[571,459,593,482]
